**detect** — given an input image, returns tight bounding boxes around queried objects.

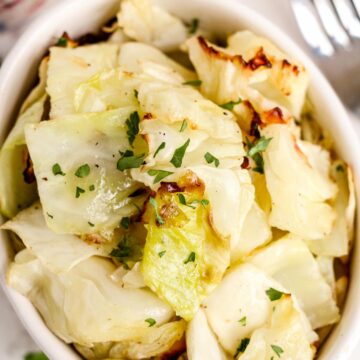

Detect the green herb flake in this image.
[88,221,94,227]
[246,136,272,174]
[204,152,220,167]
[184,251,196,264]
[134,89,139,99]
[183,79,202,87]
[56,37,68,47]
[154,142,166,158]
[177,193,196,209]
[75,163,90,178]
[110,235,132,258]
[149,197,165,225]
[52,163,65,176]
[238,316,247,326]
[158,250,166,258]
[145,318,156,327]
[24,352,49,360]
[234,338,250,358]
[46,212,53,219]
[271,344,284,358]
[188,18,199,34]
[170,139,190,168]
[179,119,188,132]
[75,186,85,198]
[220,98,242,111]
[126,111,140,146]
[147,169,174,184]
[120,217,130,230]
[190,199,209,208]
[117,150,145,171]
[336,164,345,172]
[89,184,95,191]
[266,288,285,302]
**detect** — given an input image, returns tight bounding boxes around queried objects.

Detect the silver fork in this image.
[290,0,360,55]
[290,0,360,114]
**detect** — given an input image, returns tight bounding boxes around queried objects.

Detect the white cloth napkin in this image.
[0,1,358,359]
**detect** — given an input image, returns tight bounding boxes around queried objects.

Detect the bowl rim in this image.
[0,0,359,359]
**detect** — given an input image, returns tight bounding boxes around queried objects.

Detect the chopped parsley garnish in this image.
[110,235,132,258]
[204,152,220,167]
[187,18,199,34]
[190,199,209,208]
[46,212,53,219]
[75,164,90,178]
[183,79,202,87]
[89,184,95,191]
[88,221,94,227]
[271,344,284,358]
[149,197,165,225]
[246,136,272,174]
[134,89,139,99]
[126,111,140,146]
[145,318,156,327]
[178,193,195,209]
[336,164,344,172]
[154,142,166,158]
[147,169,174,184]
[52,163,65,176]
[184,251,196,264]
[158,250,166,258]
[170,139,190,168]
[55,37,68,47]
[24,352,49,360]
[179,119,188,132]
[75,186,85,198]
[220,98,242,110]
[178,194,209,209]
[117,150,145,171]
[238,316,247,326]
[266,288,284,301]
[120,217,130,229]
[234,338,250,358]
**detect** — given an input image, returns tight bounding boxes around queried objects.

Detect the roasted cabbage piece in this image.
[249,235,340,329]
[187,309,228,360]
[24,107,146,237]
[1,203,117,273]
[262,124,337,239]
[47,44,118,118]
[75,319,186,360]
[117,0,188,52]
[0,59,48,218]
[237,295,315,360]
[202,263,316,355]
[118,42,196,80]
[227,31,309,118]
[307,161,356,257]
[141,173,230,321]
[8,250,174,345]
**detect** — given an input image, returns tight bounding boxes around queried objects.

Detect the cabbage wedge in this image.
[262,124,337,239]
[141,172,230,321]
[237,295,315,360]
[249,235,340,329]
[24,107,146,237]
[47,44,118,118]
[117,0,188,52]
[8,250,174,346]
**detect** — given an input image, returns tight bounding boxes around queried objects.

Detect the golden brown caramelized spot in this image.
[263,107,286,125]
[241,156,250,169]
[281,59,300,76]
[22,152,36,184]
[197,37,272,71]
[160,336,186,360]
[143,113,153,120]
[177,170,205,195]
[82,233,107,245]
[160,202,181,220]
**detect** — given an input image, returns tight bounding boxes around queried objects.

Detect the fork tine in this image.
[332,0,360,38]
[313,0,351,47]
[290,0,335,56]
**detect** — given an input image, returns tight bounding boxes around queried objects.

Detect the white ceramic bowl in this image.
[1,0,359,359]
